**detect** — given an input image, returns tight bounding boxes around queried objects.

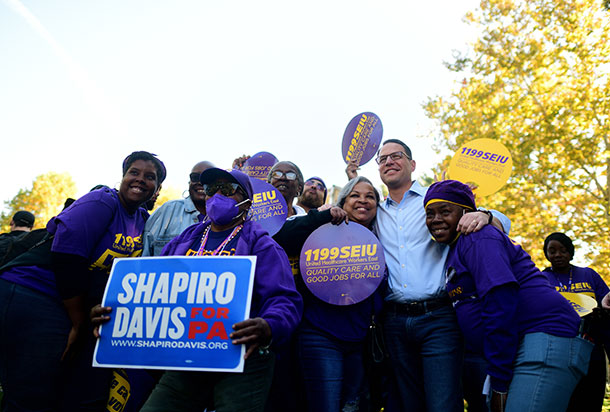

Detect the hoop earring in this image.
[183,190,189,199]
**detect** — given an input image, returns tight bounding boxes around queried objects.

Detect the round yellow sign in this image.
[448,139,512,197]
[559,292,597,317]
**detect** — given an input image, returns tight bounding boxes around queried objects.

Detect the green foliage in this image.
[1,172,77,232]
[425,0,610,279]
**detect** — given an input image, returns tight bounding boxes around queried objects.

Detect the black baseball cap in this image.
[12,211,35,228]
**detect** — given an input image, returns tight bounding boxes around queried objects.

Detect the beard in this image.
[299,192,324,209]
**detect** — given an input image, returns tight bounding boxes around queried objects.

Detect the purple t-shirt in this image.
[446,225,580,390]
[47,188,148,302]
[48,189,147,267]
[2,188,148,299]
[0,265,58,298]
[543,265,609,305]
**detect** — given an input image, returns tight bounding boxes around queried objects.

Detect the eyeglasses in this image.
[203,182,241,197]
[270,171,297,181]
[305,181,325,191]
[189,172,201,183]
[375,151,410,165]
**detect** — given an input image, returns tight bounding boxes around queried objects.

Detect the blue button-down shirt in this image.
[142,197,202,256]
[375,181,449,303]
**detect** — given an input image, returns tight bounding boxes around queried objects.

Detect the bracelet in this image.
[485,210,493,225]
[472,208,493,225]
[258,339,273,355]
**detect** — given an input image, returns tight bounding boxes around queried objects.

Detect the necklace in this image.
[196,225,243,256]
[553,267,573,292]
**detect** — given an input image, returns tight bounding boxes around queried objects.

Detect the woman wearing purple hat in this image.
[135,168,303,412]
[0,151,165,411]
[423,180,592,412]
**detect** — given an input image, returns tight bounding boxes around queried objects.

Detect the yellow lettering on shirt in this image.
[448,286,463,298]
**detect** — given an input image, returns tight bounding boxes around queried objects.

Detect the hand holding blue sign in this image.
[91,304,112,338]
[230,317,272,359]
[93,256,256,373]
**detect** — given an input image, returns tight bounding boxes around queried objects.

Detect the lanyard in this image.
[553,268,573,291]
[196,225,242,256]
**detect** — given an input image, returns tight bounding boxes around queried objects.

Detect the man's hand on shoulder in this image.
[457,211,490,234]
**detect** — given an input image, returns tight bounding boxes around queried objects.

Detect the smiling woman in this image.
[424,180,593,412]
[338,178,378,228]
[0,151,165,412]
[271,176,386,412]
[118,159,159,213]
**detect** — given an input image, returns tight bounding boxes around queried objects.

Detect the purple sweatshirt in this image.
[446,225,580,392]
[161,220,303,347]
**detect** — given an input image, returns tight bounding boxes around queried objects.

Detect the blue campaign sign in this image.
[93,256,256,373]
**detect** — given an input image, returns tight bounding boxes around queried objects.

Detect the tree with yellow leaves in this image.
[424,0,610,277]
[149,186,182,212]
[1,172,77,232]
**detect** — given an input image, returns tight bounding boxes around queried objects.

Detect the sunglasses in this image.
[270,171,297,181]
[203,182,241,197]
[305,181,325,191]
[189,172,201,183]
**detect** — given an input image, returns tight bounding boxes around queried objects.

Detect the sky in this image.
[0,0,481,210]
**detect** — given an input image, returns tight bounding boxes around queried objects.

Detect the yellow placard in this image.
[448,139,512,197]
[559,292,597,317]
[107,369,130,412]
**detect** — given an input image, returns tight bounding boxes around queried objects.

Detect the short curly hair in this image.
[122,151,166,186]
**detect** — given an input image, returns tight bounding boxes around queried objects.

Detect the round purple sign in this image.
[299,222,385,306]
[341,112,383,166]
[242,152,279,181]
[248,178,287,236]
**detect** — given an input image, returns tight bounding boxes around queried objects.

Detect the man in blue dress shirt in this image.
[373,139,495,412]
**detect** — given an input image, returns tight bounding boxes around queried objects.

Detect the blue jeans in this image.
[296,323,366,412]
[504,332,593,412]
[0,279,71,412]
[382,304,463,412]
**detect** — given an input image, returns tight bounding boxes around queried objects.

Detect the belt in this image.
[386,297,451,317]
